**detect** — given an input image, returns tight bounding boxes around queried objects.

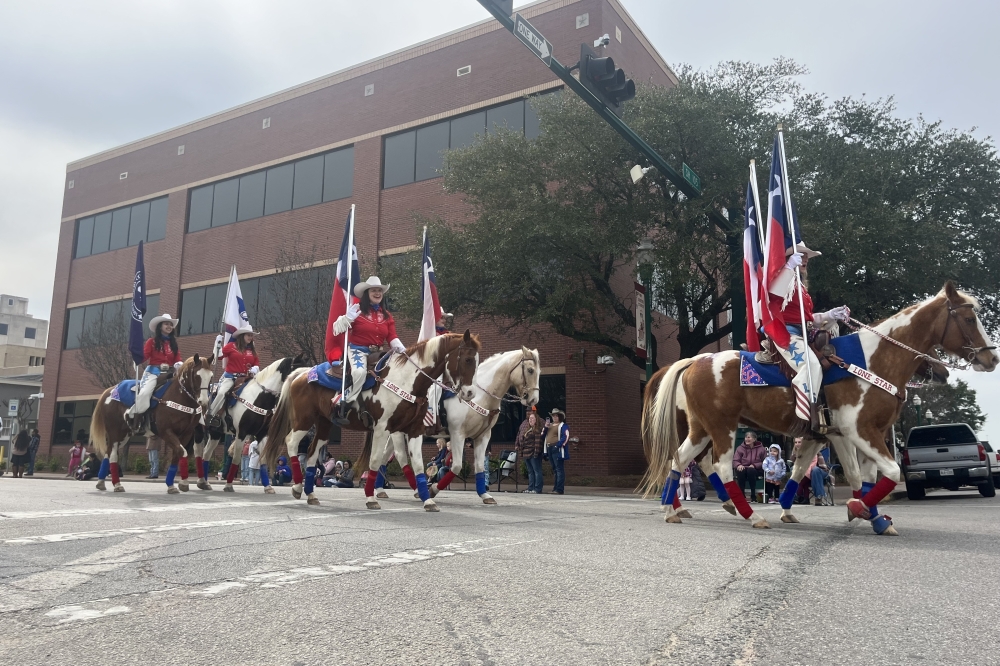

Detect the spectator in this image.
[762,444,787,503]
[543,409,569,495]
[66,440,85,478]
[680,459,697,501]
[690,461,707,501]
[336,460,355,488]
[10,430,30,478]
[733,431,766,502]
[240,435,252,485]
[248,437,261,486]
[274,456,292,486]
[789,437,811,504]
[517,410,544,494]
[809,450,831,506]
[25,429,40,476]
[145,436,161,479]
[76,452,99,480]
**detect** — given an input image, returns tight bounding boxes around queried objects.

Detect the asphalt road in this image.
[1,477,998,665]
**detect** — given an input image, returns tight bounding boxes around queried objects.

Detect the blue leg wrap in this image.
[376,466,386,489]
[165,464,178,487]
[476,471,488,495]
[708,472,730,501]
[861,481,879,517]
[779,480,799,510]
[660,481,670,505]
[872,514,893,534]
[202,460,210,479]
[416,473,430,502]
[259,465,270,487]
[98,458,110,480]
[663,470,681,506]
[304,467,316,495]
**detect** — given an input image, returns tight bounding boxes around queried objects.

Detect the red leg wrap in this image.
[724,481,753,519]
[179,457,188,480]
[110,462,120,485]
[195,457,204,479]
[226,462,239,484]
[853,489,862,500]
[364,471,377,497]
[862,476,897,508]
[290,457,303,484]
[672,495,682,510]
[437,470,456,490]
[402,465,417,490]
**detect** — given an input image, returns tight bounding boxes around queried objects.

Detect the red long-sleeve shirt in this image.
[768,287,814,327]
[220,342,259,375]
[143,337,182,367]
[350,307,399,347]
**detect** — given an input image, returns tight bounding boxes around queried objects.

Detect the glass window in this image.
[256,276,282,325]
[109,207,131,250]
[449,111,486,150]
[143,293,160,338]
[188,185,214,232]
[415,122,450,182]
[92,212,112,253]
[264,163,294,216]
[383,131,416,188]
[293,155,324,209]
[179,288,206,336]
[237,171,266,222]
[241,278,260,324]
[128,202,150,246]
[65,308,84,349]
[0,323,7,336]
[148,197,168,241]
[525,98,542,139]
[82,303,105,338]
[323,147,354,202]
[75,217,94,258]
[202,283,227,335]
[487,101,524,135]
[211,178,239,227]
[24,327,35,339]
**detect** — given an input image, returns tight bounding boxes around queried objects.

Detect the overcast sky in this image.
[2,0,999,440]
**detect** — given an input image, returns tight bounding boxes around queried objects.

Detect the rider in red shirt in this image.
[128,313,183,419]
[207,323,260,425]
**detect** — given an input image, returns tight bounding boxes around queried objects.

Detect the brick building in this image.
[41,0,715,476]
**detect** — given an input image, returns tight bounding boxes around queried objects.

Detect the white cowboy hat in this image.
[785,242,822,258]
[148,313,179,333]
[232,323,256,337]
[353,276,391,299]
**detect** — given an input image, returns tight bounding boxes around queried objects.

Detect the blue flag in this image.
[128,241,147,365]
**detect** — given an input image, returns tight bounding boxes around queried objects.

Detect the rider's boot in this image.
[810,403,841,437]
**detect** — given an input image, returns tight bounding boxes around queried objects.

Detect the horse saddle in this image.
[225,376,253,408]
[307,362,378,392]
[110,378,172,409]
[740,333,867,389]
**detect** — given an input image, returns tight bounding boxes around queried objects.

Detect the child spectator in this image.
[248,437,261,486]
[762,444,787,503]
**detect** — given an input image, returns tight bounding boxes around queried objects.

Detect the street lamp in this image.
[636,237,655,382]
[924,409,934,424]
[912,394,922,426]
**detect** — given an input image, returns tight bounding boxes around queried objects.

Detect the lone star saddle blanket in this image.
[740,333,866,388]
[110,379,171,409]
[306,362,377,393]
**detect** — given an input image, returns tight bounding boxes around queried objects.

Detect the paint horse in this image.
[371,347,541,507]
[263,331,481,508]
[640,283,998,532]
[90,355,214,493]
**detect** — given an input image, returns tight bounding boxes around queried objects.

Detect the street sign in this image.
[682,163,701,192]
[8,400,18,416]
[513,14,552,66]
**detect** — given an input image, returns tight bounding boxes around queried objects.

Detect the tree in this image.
[77,301,135,390]
[897,379,986,437]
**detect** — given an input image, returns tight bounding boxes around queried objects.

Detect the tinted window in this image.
[237,171,266,222]
[256,276,282,325]
[64,308,85,349]
[24,327,35,339]
[487,100,524,134]
[293,155,324,209]
[109,207,131,250]
[241,278,260,324]
[189,185,214,232]
[92,212,112,253]
[179,289,206,336]
[323,148,354,202]
[148,197,168,241]
[383,132,416,188]
[906,424,979,447]
[264,164,294,215]
[202,283,227,334]
[83,303,105,336]
[128,202,150,246]
[212,178,239,227]
[525,98,542,139]
[142,294,160,338]
[450,111,486,150]
[0,323,7,336]
[415,122,450,181]
[76,217,94,258]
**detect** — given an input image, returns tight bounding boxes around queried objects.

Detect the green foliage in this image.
[45,456,60,472]
[385,460,402,477]
[131,457,150,474]
[898,379,986,436]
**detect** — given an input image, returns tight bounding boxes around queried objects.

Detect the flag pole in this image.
[776,127,816,406]
[749,160,765,258]
[340,205,356,394]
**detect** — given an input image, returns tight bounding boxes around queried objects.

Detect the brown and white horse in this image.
[263,331,481,508]
[640,283,997,531]
[90,355,214,493]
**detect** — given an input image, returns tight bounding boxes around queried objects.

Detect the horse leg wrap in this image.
[165,464,178,487]
[290,457,303,485]
[202,460,210,479]
[662,470,681,506]
[853,489,863,500]
[475,471,488,495]
[416,473,430,502]
[402,465,418,491]
[110,462,120,486]
[304,467,316,495]
[226,462,239,484]
[195,457,204,479]
[672,495,682,510]
[708,473,730,502]
[779,480,799,510]
[178,457,188,480]
[364,471,378,497]
[724,481,754,519]
[259,465,270,487]
[98,458,110,480]
[860,477,896,513]
[437,470,456,491]
[375,466,387,490]
[861,482,878,517]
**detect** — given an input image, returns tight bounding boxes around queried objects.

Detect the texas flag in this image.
[742,181,764,352]
[221,265,250,346]
[760,134,799,349]
[417,227,444,342]
[324,208,360,363]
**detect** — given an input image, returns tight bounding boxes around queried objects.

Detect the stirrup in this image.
[754,340,779,365]
[810,404,841,437]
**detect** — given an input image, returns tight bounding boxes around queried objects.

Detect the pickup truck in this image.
[902,423,995,500]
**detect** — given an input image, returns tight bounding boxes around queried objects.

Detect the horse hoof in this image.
[376,491,389,499]
[113,485,125,493]
[96,480,106,491]
[366,500,381,510]
[430,484,439,498]
[307,496,320,506]
[847,505,856,521]
[292,489,302,500]
[676,509,692,519]
[264,487,275,495]
[197,481,212,491]
[882,525,899,536]
[847,498,871,520]
[752,519,771,529]
[780,514,800,524]
[424,501,440,512]
[665,514,683,524]
[721,500,738,516]
[414,492,420,500]
[482,497,497,505]
[167,487,180,495]
[178,482,189,492]
[223,484,235,492]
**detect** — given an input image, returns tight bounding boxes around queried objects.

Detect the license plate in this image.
[939,468,954,476]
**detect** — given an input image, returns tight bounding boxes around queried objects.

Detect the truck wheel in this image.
[906,482,925,501]
[979,476,996,498]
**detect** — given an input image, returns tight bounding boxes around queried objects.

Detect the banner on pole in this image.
[635,281,647,359]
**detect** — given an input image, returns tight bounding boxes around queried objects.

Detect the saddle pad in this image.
[227,379,250,408]
[739,333,867,388]
[110,379,171,408]
[306,362,377,392]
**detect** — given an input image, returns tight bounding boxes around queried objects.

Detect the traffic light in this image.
[579,44,636,117]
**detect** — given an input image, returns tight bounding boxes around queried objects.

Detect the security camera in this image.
[594,34,611,48]
[597,355,615,365]
[630,164,651,184]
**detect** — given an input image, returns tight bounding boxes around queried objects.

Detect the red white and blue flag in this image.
[324,208,360,363]
[742,181,764,352]
[418,227,444,342]
[222,265,250,346]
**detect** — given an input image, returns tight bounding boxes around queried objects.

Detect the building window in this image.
[0,323,7,336]
[64,294,160,350]
[24,327,35,339]
[187,146,354,233]
[74,196,168,258]
[53,400,98,445]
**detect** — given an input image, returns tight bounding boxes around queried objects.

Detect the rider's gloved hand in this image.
[389,338,406,353]
[332,315,352,336]
[249,365,259,376]
[214,334,224,354]
[173,361,183,371]
[346,303,361,321]
[827,305,851,322]
[785,252,804,270]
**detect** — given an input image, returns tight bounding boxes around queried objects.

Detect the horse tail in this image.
[90,392,110,460]
[354,430,374,474]
[637,355,704,499]
[262,368,306,473]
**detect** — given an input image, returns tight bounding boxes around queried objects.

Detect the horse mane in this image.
[254,357,284,384]
[395,333,479,366]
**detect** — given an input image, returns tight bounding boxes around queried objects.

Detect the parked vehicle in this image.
[902,423,994,500]
[982,441,1000,487]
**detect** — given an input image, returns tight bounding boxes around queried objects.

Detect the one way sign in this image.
[513,14,552,66]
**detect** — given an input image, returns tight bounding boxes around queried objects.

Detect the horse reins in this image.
[475,352,534,404]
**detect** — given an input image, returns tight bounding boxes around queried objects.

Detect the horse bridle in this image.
[177,364,209,405]
[397,341,475,393]
[943,300,997,365]
[475,351,535,403]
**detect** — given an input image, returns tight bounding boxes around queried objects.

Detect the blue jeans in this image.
[811,467,828,498]
[526,456,543,492]
[249,468,261,486]
[241,456,250,482]
[148,449,159,477]
[550,454,565,494]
